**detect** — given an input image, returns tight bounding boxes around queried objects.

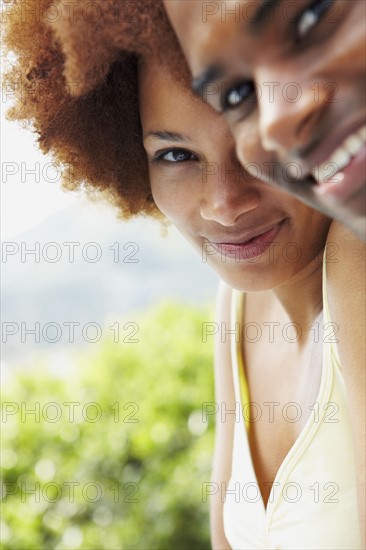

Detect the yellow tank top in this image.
[223,249,362,549]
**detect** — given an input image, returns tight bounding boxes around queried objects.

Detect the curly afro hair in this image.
[2,0,191,219]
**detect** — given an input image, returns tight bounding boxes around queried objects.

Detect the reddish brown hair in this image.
[2,0,189,219]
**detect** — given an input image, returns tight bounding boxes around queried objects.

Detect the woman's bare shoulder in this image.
[325,220,366,544]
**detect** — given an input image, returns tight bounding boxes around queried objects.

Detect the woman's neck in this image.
[272,248,324,345]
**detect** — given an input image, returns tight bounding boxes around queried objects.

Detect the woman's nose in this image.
[200,160,261,226]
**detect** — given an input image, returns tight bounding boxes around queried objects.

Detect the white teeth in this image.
[345,134,364,156]
[312,123,366,183]
[317,161,342,183]
[331,148,351,170]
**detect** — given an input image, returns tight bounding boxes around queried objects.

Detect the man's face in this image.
[164,0,366,240]
[139,58,331,292]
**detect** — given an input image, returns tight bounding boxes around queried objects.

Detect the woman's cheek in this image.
[150,166,201,219]
[149,181,186,222]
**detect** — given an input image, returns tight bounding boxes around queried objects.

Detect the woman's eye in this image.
[222,81,255,111]
[154,149,196,163]
[296,0,333,40]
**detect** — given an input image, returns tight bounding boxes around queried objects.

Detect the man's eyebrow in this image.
[191,65,224,99]
[250,0,282,29]
[143,130,190,142]
[191,1,282,98]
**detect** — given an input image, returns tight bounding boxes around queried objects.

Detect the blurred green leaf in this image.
[1,302,215,549]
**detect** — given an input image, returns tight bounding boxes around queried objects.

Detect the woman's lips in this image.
[208,220,286,261]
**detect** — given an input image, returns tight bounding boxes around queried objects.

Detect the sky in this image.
[1,107,79,240]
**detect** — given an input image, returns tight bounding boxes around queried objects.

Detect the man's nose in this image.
[254,68,331,155]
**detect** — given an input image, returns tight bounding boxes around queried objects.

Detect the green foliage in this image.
[1,302,215,549]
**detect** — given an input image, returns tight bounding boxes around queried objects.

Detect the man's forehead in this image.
[163,1,272,52]
[164,0,205,36]
[164,1,276,25]
[164,0,200,21]
[164,1,235,71]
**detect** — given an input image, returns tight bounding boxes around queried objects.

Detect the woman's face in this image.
[139,61,331,291]
[164,0,366,239]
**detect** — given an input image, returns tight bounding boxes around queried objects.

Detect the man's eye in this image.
[154,149,196,163]
[222,81,255,111]
[296,0,334,40]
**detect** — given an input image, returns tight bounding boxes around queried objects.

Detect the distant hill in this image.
[2,202,219,363]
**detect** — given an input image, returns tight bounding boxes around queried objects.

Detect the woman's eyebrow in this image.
[143,130,191,142]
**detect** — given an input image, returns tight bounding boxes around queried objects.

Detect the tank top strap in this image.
[231,288,251,432]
